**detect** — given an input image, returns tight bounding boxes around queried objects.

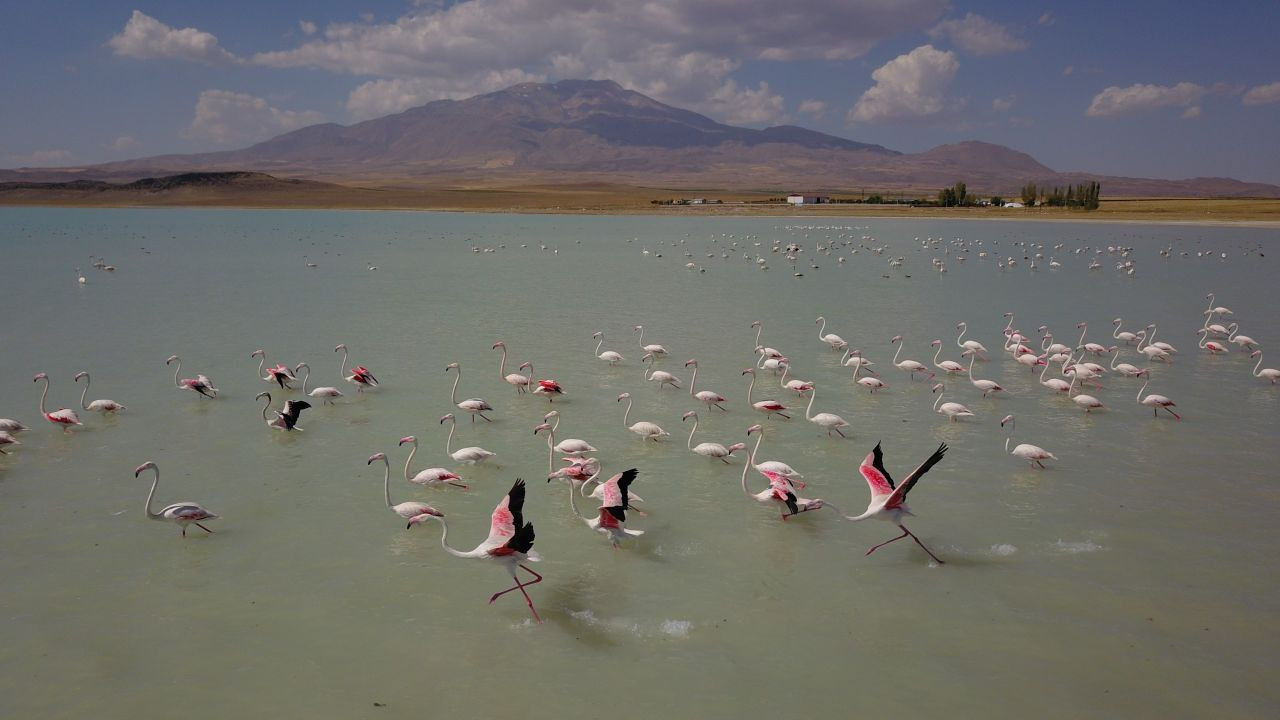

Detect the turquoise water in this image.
[1,208,1277,719]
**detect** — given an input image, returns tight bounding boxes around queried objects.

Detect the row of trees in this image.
[1020,181,1101,209]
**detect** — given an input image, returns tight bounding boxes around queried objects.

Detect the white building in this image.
[787,194,828,205]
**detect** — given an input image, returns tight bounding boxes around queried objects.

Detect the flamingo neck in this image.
[380,458,393,509]
[1227,324,1239,341]
[741,433,763,497]
[746,373,756,404]
[143,467,162,519]
[621,398,632,428]
[754,324,762,347]
[78,375,90,410]
[1253,352,1265,376]
[257,353,267,378]
[496,347,506,379]
[779,364,790,385]
[970,352,979,378]
[37,377,49,415]
[1040,357,1052,381]
[1137,379,1148,403]
[338,348,348,378]
[435,518,470,558]
[444,422,455,455]
[1004,314,1014,332]
[956,324,967,347]
[636,327,645,347]
[450,368,460,404]
[566,480,585,519]
[543,428,554,474]
[1113,322,1123,339]
[1004,423,1013,454]
[933,389,944,411]
[594,335,604,356]
[805,387,816,420]
[817,318,826,340]
[403,442,417,482]
[259,394,271,422]
[688,365,698,395]
[932,344,942,365]
[892,341,904,365]
[686,417,698,450]
[171,359,181,387]
[300,365,311,394]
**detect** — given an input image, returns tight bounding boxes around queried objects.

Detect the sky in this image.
[2,0,1278,183]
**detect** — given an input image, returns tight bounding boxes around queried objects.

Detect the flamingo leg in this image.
[834,428,847,438]
[196,523,214,533]
[181,526,187,537]
[866,529,909,555]
[903,526,945,564]
[714,403,728,411]
[489,565,543,623]
[479,413,492,422]
[1164,407,1181,420]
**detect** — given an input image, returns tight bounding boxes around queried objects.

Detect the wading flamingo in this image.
[616,393,668,440]
[255,392,310,431]
[744,423,804,478]
[742,367,790,419]
[1068,378,1104,413]
[1000,415,1056,468]
[1136,379,1180,420]
[335,344,378,390]
[931,383,974,422]
[843,442,948,564]
[1108,350,1147,378]
[1250,351,1280,384]
[955,322,988,360]
[133,461,217,537]
[967,354,1005,397]
[1226,324,1258,351]
[779,363,814,394]
[1204,293,1233,319]
[251,349,295,389]
[931,340,967,375]
[492,342,532,393]
[1197,329,1229,354]
[294,363,343,404]
[815,316,848,350]
[890,336,933,381]
[751,321,782,361]
[642,353,681,390]
[439,414,496,464]
[446,363,493,422]
[397,436,467,488]
[367,453,448,528]
[803,385,850,437]
[541,410,596,457]
[593,332,624,365]
[634,325,669,356]
[1040,356,1073,394]
[32,373,81,431]
[741,427,828,520]
[165,355,218,398]
[1113,319,1140,345]
[73,372,126,413]
[685,359,728,410]
[854,364,886,393]
[683,411,745,461]
[841,349,877,375]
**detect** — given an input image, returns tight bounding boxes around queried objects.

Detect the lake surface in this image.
[1,208,1277,719]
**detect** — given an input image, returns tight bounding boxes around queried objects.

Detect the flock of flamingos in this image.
[2,269,1276,620]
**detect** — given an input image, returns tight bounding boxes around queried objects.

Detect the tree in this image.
[990,196,1004,207]
[1020,182,1037,206]
[953,181,967,207]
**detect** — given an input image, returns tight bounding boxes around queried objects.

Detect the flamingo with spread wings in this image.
[843,442,948,564]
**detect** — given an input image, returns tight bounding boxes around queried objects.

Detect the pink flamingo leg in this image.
[865,529,909,555]
[489,565,544,622]
[903,526,946,564]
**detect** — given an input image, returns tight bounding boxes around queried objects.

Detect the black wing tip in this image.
[605,506,626,521]
[619,468,639,485]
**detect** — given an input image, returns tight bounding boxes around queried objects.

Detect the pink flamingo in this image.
[251,349,296,389]
[1196,329,1229,354]
[853,363,886,393]
[397,436,467,488]
[532,378,564,402]
[416,480,544,623]
[493,342,533,393]
[335,344,378,390]
[967,354,1005,397]
[73,372,126,413]
[685,359,728,410]
[779,363,814,395]
[741,367,789,418]
[133,461,218,537]
[1136,379,1180,420]
[367,453,448,527]
[165,355,218,398]
[890,336,933,381]
[842,442,948,564]
[32,373,81,431]
[1250,351,1280,384]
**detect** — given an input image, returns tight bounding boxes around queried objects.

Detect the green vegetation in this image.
[1042,181,1101,209]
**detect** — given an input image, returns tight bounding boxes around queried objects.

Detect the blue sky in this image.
[3,1,1278,183]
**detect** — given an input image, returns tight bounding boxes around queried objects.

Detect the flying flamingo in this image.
[683,411,745,461]
[616,393,668,440]
[802,385,850,438]
[854,364,886,393]
[397,436,467,488]
[32,373,81,431]
[966,354,1005,397]
[251,349,296,389]
[446,363,493,422]
[740,428,828,519]
[930,340,967,375]
[642,353,681,390]
[955,322,988,360]
[439,414,497,464]
[633,325,669,356]
[741,368,790,419]
[743,423,804,479]
[1226,324,1258,350]
[1136,379,1180,420]
[1068,377,1105,413]
[73,372,126,413]
[414,479,543,622]
[492,342,532,393]
[294,363,343,404]
[815,316,848,350]
[540,410,596,456]
[890,336,933,381]
[1000,415,1056,468]
[165,355,218,398]
[842,442,948,564]
[335,344,378,390]
[367,453,448,527]
[779,363,814,395]
[133,461,218,537]
[685,359,727,410]
[592,332,624,365]
[931,383,974,422]
[1196,329,1229,354]
[255,392,310,431]
[1249,351,1279,384]
[841,349,877,375]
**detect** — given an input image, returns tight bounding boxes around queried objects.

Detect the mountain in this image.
[5,80,1277,197]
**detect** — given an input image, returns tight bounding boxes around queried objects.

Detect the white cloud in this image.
[185,90,325,145]
[10,149,72,166]
[110,135,138,152]
[1062,65,1074,76]
[798,99,827,119]
[849,45,960,124]
[705,81,786,126]
[1038,12,1055,26]
[1181,105,1201,119]
[107,10,239,65]
[927,13,1028,56]
[1242,81,1280,106]
[1086,82,1205,117]
[992,95,1016,112]
[299,20,317,36]
[346,69,545,119]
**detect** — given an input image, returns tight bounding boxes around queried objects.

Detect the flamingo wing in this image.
[600,468,639,511]
[599,506,624,528]
[537,379,563,392]
[487,479,535,555]
[859,442,896,498]
[279,400,311,429]
[761,470,800,513]
[884,443,948,508]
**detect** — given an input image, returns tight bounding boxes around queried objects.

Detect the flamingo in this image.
[1143,325,1178,355]
[841,349,877,376]
[1039,330,1073,356]
[73,372,126,413]
[1202,314,1230,338]
[294,363,343,404]
[1135,332,1172,363]
[931,383,974,422]
[532,378,565,402]
[616,393,668,440]
[1226,324,1258,350]
[492,342,532,393]
[540,410,597,456]
[1000,415,1056,468]
[751,321,783,361]
[741,368,790,419]
[251,349,295,389]
[558,458,648,507]
[1016,351,1048,372]
[32,373,81,431]
[414,479,543,622]
[854,364,887,393]
[367,453,448,527]
[446,363,493,422]
[931,340,967,375]
[802,385,850,438]
[1068,377,1105,413]
[548,467,644,547]
[165,355,218,398]
[685,359,728,410]
[1136,379,1180,420]
[0,431,19,454]
[439,414,496,464]
[642,353,681,390]
[779,363,814,395]
[592,332,624,365]
[1204,293,1233,319]
[955,322,989,360]
[744,423,804,478]
[397,436,467,488]
[0,419,28,433]
[133,461,218,537]
[740,427,827,519]
[1039,355,1073,394]
[758,352,788,375]
[965,354,1005,397]
[815,316,848,350]
[842,442,948,564]
[1197,329,1229,354]
[634,325,669,356]
[890,336,933,381]
[1113,318,1141,345]
[683,411,745,461]
[334,344,378,390]
[1249,351,1280,384]
[255,392,310,431]
[1108,350,1147,378]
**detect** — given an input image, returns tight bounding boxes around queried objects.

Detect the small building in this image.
[689,198,706,205]
[1002,201,1025,208]
[787,194,829,205]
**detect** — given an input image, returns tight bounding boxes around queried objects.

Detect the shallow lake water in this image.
[1,208,1277,719]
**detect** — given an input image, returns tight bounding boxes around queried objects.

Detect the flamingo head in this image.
[333,344,347,352]
[956,322,966,329]
[445,362,459,372]
[726,442,747,454]
[1109,346,1118,352]
[32,372,47,382]
[931,383,944,393]
[751,320,761,328]
[439,414,455,424]
[641,353,653,363]
[491,341,505,350]
[633,325,643,332]
[931,339,941,347]
[1000,414,1014,427]
[754,345,765,355]
[684,359,697,367]
[850,350,863,357]
[1113,318,1122,325]
[542,410,559,420]
[134,461,157,477]
[890,335,903,344]
[250,349,265,358]
[1003,312,1013,318]
[1037,325,1048,333]
[165,354,180,365]
[616,393,631,402]
[367,453,388,465]
[406,508,444,528]
[294,362,308,372]
[747,424,763,436]
[682,411,697,421]
[533,423,552,435]
[814,317,824,324]
[592,331,602,339]
[1076,322,1086,329]
[398,436,416,446]
[518,361,532,371]
[74,371,88,381]
[741,368,755,376]
[255,391,271,402]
